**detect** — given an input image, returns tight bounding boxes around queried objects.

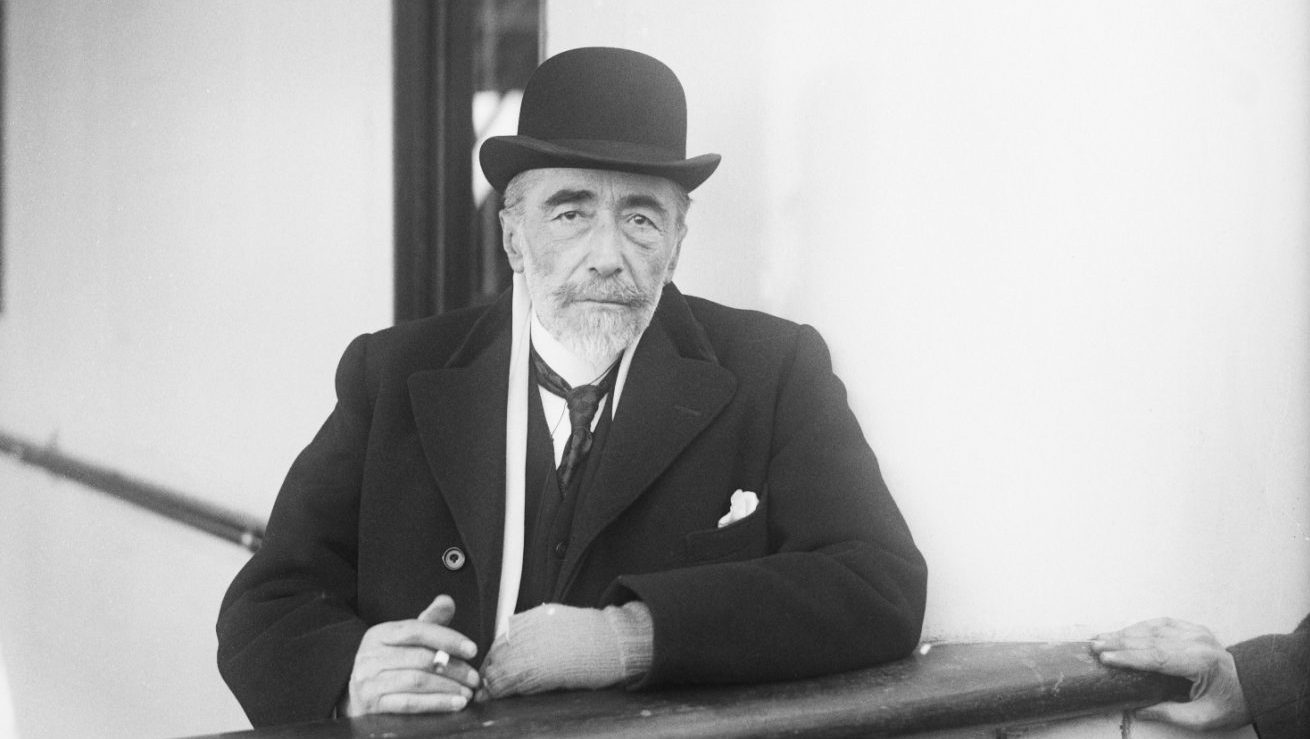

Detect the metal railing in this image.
[0,429,264,552]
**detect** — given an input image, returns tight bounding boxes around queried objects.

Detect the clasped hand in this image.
[344,594,480,716]
[478,602,634,700]
[345,598,641,715]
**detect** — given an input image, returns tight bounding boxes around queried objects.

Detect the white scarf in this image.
[493,273,640,637]
[495,273,532,638]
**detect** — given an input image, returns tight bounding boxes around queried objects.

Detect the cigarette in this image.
[432,649,451,669]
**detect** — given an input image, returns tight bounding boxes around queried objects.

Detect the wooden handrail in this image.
[188,641,1191,737]
[0,429,264,552]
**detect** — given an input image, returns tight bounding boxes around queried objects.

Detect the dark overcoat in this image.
[217,284,928,727]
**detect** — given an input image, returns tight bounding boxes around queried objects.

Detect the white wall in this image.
[546,0,1310,680]
[0,1,392,736]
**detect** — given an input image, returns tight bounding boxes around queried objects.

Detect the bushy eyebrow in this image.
[619,194,670,217]
[542,188,596,209]
[539,188,670,219]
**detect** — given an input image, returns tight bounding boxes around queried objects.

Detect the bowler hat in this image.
[479,47,721,193]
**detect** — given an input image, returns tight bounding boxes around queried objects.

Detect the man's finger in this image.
[374,690,469,714]
[1092,617,1194,646]
[1092,633,1180,654]
[1089,633,1134,653]
[377,620,478,660]
[356,645,446,673]
[1096,646,1205,679]
[356,647,481,690]
[417,594,456,625]
[428,656,481,691]
[368,667,475,699]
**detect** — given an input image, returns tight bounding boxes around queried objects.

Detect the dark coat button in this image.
[442,547,466,571]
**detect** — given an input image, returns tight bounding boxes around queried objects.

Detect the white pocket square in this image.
[717,489,759,528]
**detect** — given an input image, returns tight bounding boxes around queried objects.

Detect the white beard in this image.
[528,283,660,366]
[559,303,650,365]
[523,260,664,366]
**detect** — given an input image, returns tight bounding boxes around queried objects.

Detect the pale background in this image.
[0,1,1306,737]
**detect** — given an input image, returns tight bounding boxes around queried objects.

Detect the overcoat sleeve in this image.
[606,324,928,686]
[216,334,373,727]
[1229,613,1310,739]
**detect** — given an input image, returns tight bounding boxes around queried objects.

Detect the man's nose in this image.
[586,216,625,277]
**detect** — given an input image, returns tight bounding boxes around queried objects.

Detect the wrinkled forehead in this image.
[521,167,683,209]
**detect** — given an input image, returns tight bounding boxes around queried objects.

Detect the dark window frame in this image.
[392,0,538,323]
[393,0,476,322]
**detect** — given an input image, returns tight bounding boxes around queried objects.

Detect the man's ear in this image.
[499,210,526,273]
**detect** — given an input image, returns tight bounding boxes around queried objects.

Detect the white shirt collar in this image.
[528,309,644,419]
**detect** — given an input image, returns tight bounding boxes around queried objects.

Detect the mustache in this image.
[553,278,652,307]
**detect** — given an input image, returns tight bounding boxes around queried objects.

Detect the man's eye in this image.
[554,210,580,221]
[629,214,659,229]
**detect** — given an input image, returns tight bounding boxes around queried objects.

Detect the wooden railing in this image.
[0,429,264,552]
[187,641,1190,738]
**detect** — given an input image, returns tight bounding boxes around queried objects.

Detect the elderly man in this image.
[217,47,926,727]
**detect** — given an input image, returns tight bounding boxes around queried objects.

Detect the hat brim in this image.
[479,135,721,193]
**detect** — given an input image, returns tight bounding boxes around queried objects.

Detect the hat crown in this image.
[517,47,687,158]
[478,46,718,192]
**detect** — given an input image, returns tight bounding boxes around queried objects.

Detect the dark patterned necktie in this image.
[530,347,620,491]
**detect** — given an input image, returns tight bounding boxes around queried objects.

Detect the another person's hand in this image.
[344,594,480,716]
[1091,617,1251,732]
[479,601,652,700]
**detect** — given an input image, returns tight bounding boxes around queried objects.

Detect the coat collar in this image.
[407,285,737,610]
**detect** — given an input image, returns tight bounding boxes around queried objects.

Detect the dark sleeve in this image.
[216,334,373,728]
[1229,613,1310,739]
[612,324,927,686]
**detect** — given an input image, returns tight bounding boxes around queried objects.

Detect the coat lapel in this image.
[407,296,512,633]
[559,286,737,593]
